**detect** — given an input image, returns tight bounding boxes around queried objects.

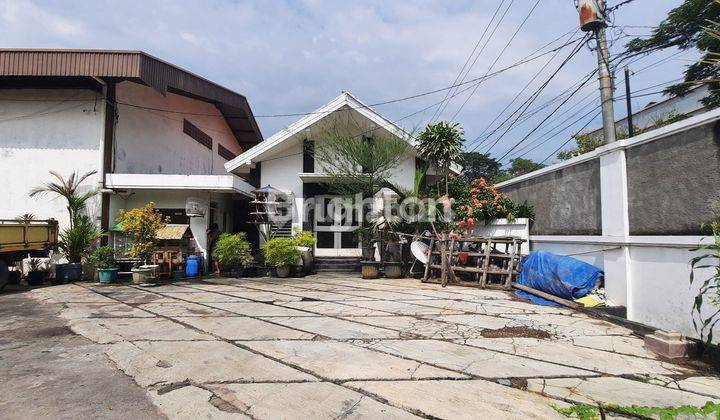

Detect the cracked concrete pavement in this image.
[9,274,720,419]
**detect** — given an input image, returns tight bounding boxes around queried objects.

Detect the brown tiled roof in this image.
[0,49,263,148]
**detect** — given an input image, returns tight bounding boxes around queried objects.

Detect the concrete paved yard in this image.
[24,275,720,419]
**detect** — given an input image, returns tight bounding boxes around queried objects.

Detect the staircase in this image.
[314,257,361,273]
[270,223,292,238]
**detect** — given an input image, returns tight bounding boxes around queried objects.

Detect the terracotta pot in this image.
[384,261,403,279]
[361,261,380,279]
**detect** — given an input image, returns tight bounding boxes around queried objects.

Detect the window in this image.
[183,119,212,150]
[218,144,237,161]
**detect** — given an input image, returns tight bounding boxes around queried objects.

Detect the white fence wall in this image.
[497,109,720,342]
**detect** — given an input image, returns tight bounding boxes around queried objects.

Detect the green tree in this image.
[30,170,98,228]
[626,0,720,107]
[557,132,605,160]
[557,111,691,160]
[117,202,167,263]
[458,152,502,183]
[417,121,465,196]
[494,158,546,183]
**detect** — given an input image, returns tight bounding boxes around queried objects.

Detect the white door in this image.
[313,195,361,257]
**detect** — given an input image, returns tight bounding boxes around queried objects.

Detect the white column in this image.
[599,147,631,307]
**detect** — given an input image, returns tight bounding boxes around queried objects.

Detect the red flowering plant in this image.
[445,177,527,235]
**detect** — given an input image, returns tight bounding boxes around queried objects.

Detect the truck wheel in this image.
[0,261,8,292]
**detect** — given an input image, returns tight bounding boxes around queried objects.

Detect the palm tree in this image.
[30,170,98,228]
[417,121,464,196]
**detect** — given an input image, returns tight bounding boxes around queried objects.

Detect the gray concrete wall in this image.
[499,160,602,235]
[626,120,720,235]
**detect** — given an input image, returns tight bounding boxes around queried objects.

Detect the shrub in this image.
[294,231,317,248]
[90,246,117,269]
[262,238,300,268]
[690,217,720,344]
[214,233,253,267]
[117,202,167,263]
[59,215,100,263]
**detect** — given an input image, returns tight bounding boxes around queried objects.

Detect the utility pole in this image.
[577,0,617,143]
[624,65,635,137]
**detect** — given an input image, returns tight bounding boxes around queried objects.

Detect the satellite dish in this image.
[411,240,430,264]
[185,197,208,218]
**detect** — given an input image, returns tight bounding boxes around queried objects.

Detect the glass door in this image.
[313,196,360,257]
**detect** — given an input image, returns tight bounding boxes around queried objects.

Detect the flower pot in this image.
[361,245,375,261]
[385,241,402,263]
[361,261,381,279]
[55,263,82,284]
[230,267,244,278]
[384,261,403,279]
[97,268,119,284]
[275,266,291,278]
[131,268,152,284]
[299,248,314,274]
[26,271,46,286]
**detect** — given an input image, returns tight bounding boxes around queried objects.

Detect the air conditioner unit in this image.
[185,197,208,218]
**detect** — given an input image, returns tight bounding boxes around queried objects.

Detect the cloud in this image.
[0,0,689,162]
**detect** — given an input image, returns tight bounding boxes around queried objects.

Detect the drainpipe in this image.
[92,77,117,243]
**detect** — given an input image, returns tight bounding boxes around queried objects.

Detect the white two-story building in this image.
[0,49,264,263]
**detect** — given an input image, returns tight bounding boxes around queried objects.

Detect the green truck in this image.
[0,219,59,290]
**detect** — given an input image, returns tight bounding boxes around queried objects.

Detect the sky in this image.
[0,0,694,165]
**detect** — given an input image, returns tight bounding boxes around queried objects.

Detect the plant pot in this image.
[97,268,119,284]
[385,241,402,263]
[384,261,403,279]
[230,267,244,278]
[131,268,152,284]
[361,261,381,279]
[300,249,314,274]
[26,271,46,286]
[361,245,375,261]
[275,266,291,278]
[55,263,82,283]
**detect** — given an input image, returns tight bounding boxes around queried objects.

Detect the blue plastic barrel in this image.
[185,255,199,277]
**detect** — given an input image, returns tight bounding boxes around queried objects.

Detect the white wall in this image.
[497,109,720,343]
[114,81,243,176]
[110,190,237,262]
[0,89,103,229]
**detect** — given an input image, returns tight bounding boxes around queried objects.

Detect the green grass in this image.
[556,401,720,419]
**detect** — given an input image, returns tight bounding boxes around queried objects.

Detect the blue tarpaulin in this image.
[515,251,603,306]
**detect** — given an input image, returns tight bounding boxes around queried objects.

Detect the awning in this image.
[155,224,190,240]
[105,173,254,197]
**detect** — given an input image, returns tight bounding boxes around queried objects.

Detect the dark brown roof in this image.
[0,49,263,148]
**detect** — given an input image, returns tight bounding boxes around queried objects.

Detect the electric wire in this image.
[448,0,540,121]
[427,0,508,123]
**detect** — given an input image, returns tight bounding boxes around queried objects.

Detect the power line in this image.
[435,0,516,120]
[466,28,580,149]
[476,35,592,154]
[539,109,603,164]
[449,0,540,121]
[427,0,508,123]
[494,68,598,161]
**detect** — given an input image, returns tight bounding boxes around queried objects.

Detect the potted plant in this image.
[355,226,376,261]
[25,258,47,286]
[90,246,119,284]
[214,232,253,278]
[294,231,317,274]
[56,215,100,283]
[262,237,300,278]
[116,203,167,284]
